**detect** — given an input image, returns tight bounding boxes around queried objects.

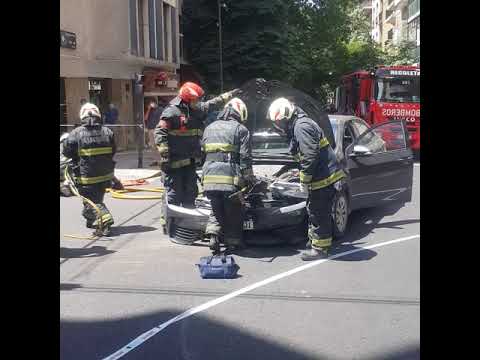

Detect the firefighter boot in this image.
[209,234,220,254]
[301,247,329,261]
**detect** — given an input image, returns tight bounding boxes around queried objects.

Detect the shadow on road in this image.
[237,245,301,262]
[60,283,82,291]
[233,202,419,262]
[109,225,157,236]
[60,246,115,259]
[60,309,419,360]
[338,204,419,244]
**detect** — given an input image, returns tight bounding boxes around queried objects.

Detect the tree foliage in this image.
[182,0,417,103]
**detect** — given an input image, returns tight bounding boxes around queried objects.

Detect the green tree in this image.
[381,40,418,65]
[182,0,291,93]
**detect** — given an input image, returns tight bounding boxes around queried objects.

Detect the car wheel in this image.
[332,190,349,238]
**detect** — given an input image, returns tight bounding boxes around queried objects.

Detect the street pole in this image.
[133,76,144,169]
[218,0,223,93]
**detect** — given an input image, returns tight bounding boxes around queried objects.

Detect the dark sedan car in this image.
[162,116,413,246]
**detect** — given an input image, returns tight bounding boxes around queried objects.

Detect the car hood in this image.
[237,79,336,149]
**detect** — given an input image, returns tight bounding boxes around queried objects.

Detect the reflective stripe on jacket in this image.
[62,116,116,185]
[290,108,344,191]
[201,117,252,192]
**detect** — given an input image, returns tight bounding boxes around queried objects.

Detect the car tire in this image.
[332,190,349,238]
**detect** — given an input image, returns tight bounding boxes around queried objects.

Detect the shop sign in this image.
[60,30,76,49]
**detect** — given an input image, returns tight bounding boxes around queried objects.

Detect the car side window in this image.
[350,119,370,137]
[343,125,355,152]
[355,120,407,153]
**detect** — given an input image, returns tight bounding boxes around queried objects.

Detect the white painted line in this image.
[102,234,420,360]
[414,163,420,166]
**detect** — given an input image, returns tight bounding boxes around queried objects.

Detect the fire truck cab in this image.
[334,65,420,151]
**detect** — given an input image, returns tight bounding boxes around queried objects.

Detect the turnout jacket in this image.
[154,95,227,170]
[62,116,116,185]
[201,107,253,192]
[289,108,345,191]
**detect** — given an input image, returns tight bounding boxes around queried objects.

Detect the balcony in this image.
[408,0,420,22]
[393,21,408,45]
[385,10,396,25]
[412,46,420,62]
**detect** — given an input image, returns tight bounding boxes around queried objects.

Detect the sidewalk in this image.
[113,150,162,180]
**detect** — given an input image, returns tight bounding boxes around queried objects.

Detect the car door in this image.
[346,119,413,210]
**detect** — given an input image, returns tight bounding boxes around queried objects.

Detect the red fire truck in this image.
[334,65,420,151]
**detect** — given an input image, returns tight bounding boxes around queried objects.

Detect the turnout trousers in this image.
[78,181,114,227]
[163,163,198,207]
[204,191,243,246]
[307,184,335,251]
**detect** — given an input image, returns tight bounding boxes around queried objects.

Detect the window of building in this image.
[148,0,156,58]
[129,0,138,55]
[171,6,177,64]
[163,3,171,62]
[155,0,164,60]
[138,0,145,57]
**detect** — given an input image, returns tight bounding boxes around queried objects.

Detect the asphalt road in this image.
[60,164,420,360]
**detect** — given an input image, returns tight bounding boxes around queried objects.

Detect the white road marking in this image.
[102,234,420,360]
[414,163,420,166]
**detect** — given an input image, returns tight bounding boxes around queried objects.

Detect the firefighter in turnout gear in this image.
[154,82,240,242]
[267,98,345,260]
[202,98,254,254]
[62,103,116,236]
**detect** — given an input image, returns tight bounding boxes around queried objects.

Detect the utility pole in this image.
[218,0,223,92]
[133,74,144,168]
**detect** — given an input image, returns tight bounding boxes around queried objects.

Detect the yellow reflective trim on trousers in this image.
[157,144,169,154]
[204,143,237,153]
[309,170,346,191]
[101,214,113,222]
[77,173,114,185]
[78,147,113,156]
[311,237,332,248]
[170,158,192,169]
[169,129,201,136]
[319,137,330,149]
[299,171,312,184]
[203,175,239,185]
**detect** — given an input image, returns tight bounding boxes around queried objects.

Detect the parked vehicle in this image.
[335,66,420,151]
[162,115,414,246]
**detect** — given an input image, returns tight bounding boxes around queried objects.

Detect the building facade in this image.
[406,0,420,63]
[371,0,419,63]
[60,0,182,150]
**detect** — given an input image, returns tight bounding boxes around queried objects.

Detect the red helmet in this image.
[179,82,204,103]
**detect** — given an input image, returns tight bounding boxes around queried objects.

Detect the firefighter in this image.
[62,103,116,236]
[154,82,240,213]
[202,98,254,253]
[267,98,345,260]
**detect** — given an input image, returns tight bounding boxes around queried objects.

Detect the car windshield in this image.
[374,77,420,103]
[252,134,289,154]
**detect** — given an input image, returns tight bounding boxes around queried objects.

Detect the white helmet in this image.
[79,103,101,120]
[268,97,295,122]
[225,97,248,122]
[60,132,69,143]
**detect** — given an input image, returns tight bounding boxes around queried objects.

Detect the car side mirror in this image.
[349,145,372,157]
